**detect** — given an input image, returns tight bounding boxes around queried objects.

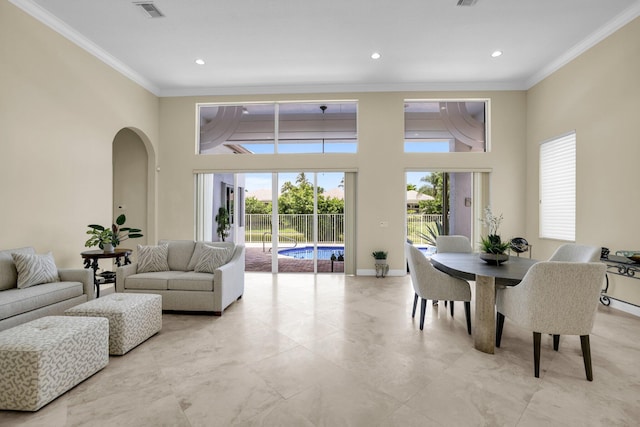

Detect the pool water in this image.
[278,246,344,260]
[278,245,435,260]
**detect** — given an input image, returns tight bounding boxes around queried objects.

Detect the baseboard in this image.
[356,269,405,277]
[606,298,640,317]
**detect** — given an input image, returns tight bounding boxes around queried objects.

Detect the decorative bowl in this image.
[479,253,509,265]
[616,250,640,264]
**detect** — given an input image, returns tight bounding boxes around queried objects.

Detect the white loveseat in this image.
[0,247,94,332]
[116,240,245,314]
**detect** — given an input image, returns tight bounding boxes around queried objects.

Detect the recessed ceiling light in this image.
[195,58,205,65]
[491,50,503,58]
[371,52,381,60]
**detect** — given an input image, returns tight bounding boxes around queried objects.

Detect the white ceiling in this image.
[12,0,640,97]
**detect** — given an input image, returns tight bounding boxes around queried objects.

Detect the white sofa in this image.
[116,240,245,315]
[0,247,94,332]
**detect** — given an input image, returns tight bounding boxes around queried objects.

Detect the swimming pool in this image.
[278,245,436,259]
[278,246,344,260]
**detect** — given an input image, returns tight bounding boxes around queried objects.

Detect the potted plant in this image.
[85,214,143,252]
[479,206,510,264]
[215,207,231,242]
[372,250,388,265]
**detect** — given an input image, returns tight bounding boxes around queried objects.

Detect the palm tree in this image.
[418,172,443,197]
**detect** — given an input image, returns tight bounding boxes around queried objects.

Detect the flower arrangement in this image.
[479,207,510,255]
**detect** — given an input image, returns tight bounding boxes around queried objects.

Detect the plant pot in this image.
[103,243,115,253]
[479,252,508,265]
[374,258,387,265]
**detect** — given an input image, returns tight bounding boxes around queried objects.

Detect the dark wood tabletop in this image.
[430,253,539,286]
[81,248,132,259]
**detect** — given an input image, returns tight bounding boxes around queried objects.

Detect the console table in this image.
[81,248,132,298]
[600,254,640,306]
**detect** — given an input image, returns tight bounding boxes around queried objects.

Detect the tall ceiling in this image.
[11,0,640,96]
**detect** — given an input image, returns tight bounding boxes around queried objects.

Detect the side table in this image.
[81,248,132,298]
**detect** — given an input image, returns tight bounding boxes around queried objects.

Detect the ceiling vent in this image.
[457,0,478,6]
[134,2,164,18]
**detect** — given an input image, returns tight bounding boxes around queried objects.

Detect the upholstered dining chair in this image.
[495,261,606,380]
[405,244,472,334]
[548,243,601,262]
[436,235,473,254]
[435,235,473,311]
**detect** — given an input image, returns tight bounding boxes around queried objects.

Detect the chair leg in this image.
[450,301,454,317]
[580,335,593,381]
[533,332,541,378]
[496,312,505,347]
[464,301,471,335]
[412,293,418,318]
[420,298,427,330]
[553,335,560,351]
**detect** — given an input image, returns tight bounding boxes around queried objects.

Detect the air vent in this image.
[134,2,164,18]
[457,0,478,6]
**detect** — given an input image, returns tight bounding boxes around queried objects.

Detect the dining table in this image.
[430,253,538,354]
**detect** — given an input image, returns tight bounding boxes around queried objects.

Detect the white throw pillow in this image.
[12,252,60,289]
[194,245,233,273]
[137,244,170,273]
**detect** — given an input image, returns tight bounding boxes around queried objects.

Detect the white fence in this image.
[245,214,344,244]
[245,213,442,245]
[406,214,443,244]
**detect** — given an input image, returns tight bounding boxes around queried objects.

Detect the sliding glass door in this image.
[197,171,348,274]
[406,171,487,253]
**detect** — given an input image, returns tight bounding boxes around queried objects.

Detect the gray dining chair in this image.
[548,243,601,262]
[495,261,606,380]
[435,235,473,311]
[436,235,473,254]
[405,244,472,334]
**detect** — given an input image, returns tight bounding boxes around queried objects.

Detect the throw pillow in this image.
[194,245,233,274]
[137,244,170,273]
[12,252,60,289]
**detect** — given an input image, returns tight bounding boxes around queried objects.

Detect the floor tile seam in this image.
[299,346,419,407]
[243,359,307,403]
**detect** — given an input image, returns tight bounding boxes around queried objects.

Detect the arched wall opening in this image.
[112,127,156,249]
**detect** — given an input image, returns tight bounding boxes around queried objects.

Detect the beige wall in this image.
[7,0,636,304]
[158,91,527,273]
[0,2,159,267]
[526,17,640,304]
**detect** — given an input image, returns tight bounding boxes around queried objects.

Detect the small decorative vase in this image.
[103,243,115,253]
[479,252,509,265]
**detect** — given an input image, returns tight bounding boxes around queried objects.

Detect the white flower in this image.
[481,206,503,236]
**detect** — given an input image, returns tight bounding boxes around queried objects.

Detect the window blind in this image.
[539,132,576,241]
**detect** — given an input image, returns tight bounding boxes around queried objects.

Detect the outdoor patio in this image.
[245,245,344,273]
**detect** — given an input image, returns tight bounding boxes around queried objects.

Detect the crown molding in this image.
[159,81,526,98]
[526,2,640,89]
[9,0,161,96]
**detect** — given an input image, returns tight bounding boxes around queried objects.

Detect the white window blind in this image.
[539,132,576,241]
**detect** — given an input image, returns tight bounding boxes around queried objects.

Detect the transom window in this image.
[404,100,488,153]
[197,101,357,154]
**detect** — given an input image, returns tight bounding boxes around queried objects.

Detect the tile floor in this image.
[1,273,639,426]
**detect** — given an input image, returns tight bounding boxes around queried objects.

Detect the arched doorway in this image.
[112,128,156,247]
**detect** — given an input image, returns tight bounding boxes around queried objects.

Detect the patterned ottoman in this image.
[0,316,109,411]
[65,293,161,355]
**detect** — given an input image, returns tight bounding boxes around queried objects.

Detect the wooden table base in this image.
[474,274,496,354]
